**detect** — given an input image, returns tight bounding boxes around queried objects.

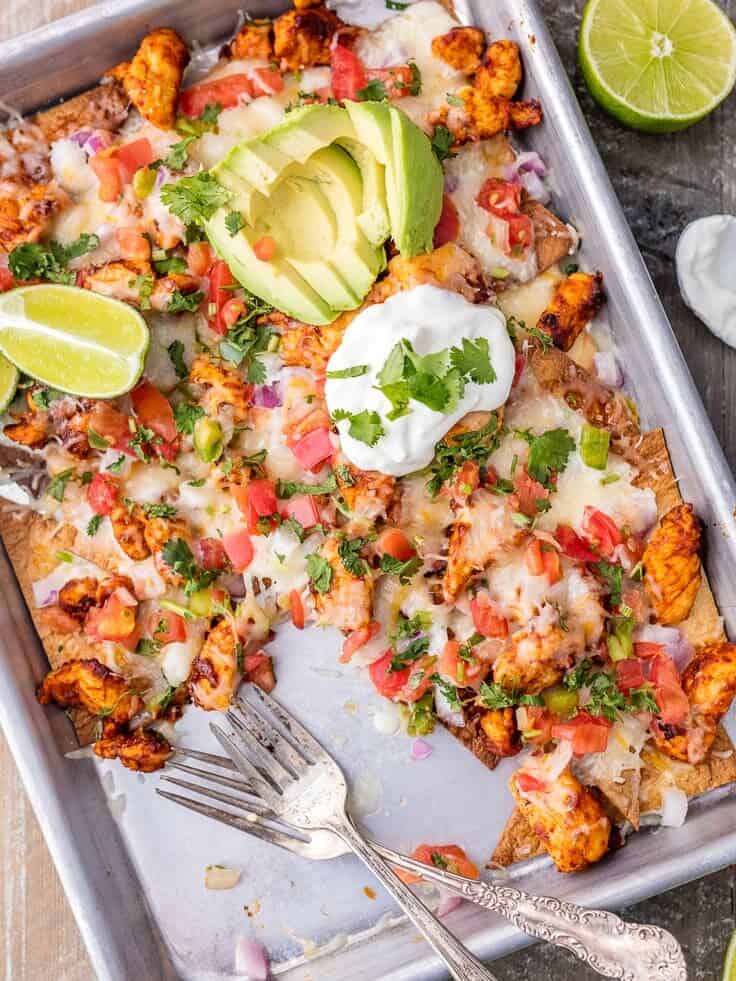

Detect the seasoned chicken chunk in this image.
[654,642,736,764]
[150,273,202,312]
[273,4,342,71]
[443,489,525,601]
[80,260,151,307]
[475,40,522,100]
[521,198,576,274]
[643,503,701,626]
[480,707,520,757]
[431,26,486,74]
[493,618,574,694]
[189,618,241,711]
[110,503,151,561]
[537,272,605,352]
[113,28,189,130]
[510,753,611,873]
[311,534,373,632]
[0,179,67,253]
[335,457,396,522]
[94,725,172,772]
[227,18,274,60]
[38,658,141,723]
[3,389,49,447]
[190,354,251,422]
[58,577,101,621]
[143,514,189,555]
[279,319,347,372]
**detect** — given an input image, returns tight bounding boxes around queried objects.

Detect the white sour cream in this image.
[324,285,515,476]
[676,214,736,347]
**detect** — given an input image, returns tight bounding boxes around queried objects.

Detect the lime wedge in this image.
[579,0,736,132]
[0,354,19,412]
[724,929,736,981]
[0,284,149,399]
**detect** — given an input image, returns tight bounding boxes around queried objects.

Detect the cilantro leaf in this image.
[407,62,422,96]
[225,210,245,236]
[391,611,432,643]
[426,414,501,497]
[389,634,429,672]
[167,289,204,314]
[128,273,154,310]
[338,537,369,578]
[87,428,110,451]
[332,408,384,446]
[167,340,188,379]
[153,255,188,275]
[450,336,496,384]
[161,172,230,226]
[174,402,204,435]
[431,674,461,711]
[430,124,455,162]
[9,234,98,284]
[162,137,195,171]
[47,468,74,502]
[527,428,575,487]
[356,78,388,102]
[380,552,421,584]
[326,364,369,379]
[161,538,218,595]
[306,553,333,594]
[142,502,178,518]
[478,681,516,710]
[175,102,222,137]
[594,560,623,606]
[106,454,127,474]
[276,472,337,499]
[86,514,103,537]
[335,463,356,486]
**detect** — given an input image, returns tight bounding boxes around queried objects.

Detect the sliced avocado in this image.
[338,137,390,246]
[205,208,336,326]
[213,166,266,226]
[216,141,293,195]
[265,103,357,163]
[345,101,443,258]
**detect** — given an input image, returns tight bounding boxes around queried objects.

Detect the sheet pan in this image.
[2,1,736,979]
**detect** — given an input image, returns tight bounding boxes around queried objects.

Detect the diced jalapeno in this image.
[580,423,610,470]
[133,167,157,200]
[189,587,216,618]
[543,685,579,717]
[194,417,223,463]
[607,616,634,661]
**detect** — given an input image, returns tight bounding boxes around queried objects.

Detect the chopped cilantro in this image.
[175,102,222,137]
[136,638,161,657]
[431,675,462,711]
[129,273,154,310]
[450,336,496,384]
[407,62,422,96]
[161,172,230,226]
[385,0,409,8]
[526,428,575,487]
[162,137,195,171]
[129,424,160,462]
[431,851,449,868]
[389,634,429,672]
[142,502,178,518]
[430,124,455,162]
[153,254,188,276]
[426,414,500,498]
[594,560,623,606]
[306,553,333,594]
[326,364,369,379]
[167,289,204,314]
[335,463,356,486]
[174,402,204,435]
[225,210,246,236]
[167,340,188,379]
[87,428,110,451]
[446,91,464,107]
[32,388,62,410]
[161,538,218,595]
[391,611,432,643]
[86,514,103,537]
[332,408,384,446]
[478,681,516,710]
[47,468,74,502]
[356,78,388,102]
[338,536,370,578]
[276,472,337,499]
[380,552,421,584]
[9,234,99,284]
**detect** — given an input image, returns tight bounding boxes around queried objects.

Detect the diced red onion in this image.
[82,130,114,156]
[593,351,624,388]
[434,684,464,728]
[660,787,688,828]
[155,165,170,188]
[69,129,91,147]
[220,573,247,599]
[38,589,58,608]
[515,151,547,178]
[634,624,694,671]
[410,738,433,761]
[444,174,459,194]
[436,890,463,917]
[234,937,269,980]
[252,382,282,408]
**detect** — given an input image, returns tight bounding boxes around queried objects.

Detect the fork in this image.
[156,694,688,981]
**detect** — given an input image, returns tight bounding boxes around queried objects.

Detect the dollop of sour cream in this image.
[676,214,736,348]
[325,285,515,476]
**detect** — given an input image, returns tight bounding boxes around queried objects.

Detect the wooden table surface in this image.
[2,1,736,978]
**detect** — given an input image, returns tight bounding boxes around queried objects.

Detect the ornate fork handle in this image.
[372,845,686,981]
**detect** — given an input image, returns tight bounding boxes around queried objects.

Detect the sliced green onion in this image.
[159,597,197,621]
[580,423,610,470]
[133,167,157,200]
[489,266,509,279]
[600,472,620,485]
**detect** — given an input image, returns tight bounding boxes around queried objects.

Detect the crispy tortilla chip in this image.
[490,806,545,868]
[441,696,501,770]
[639,725,736,813]
[593,768,642,830]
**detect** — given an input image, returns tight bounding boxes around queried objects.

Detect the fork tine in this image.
[230,695,310,774]
[173,747,238,771]
[167,760,254,793]
[225,708,296,790]
[155,788,314,856]
[249,687,330,763]
[160,774,275,818]
[210,723,282,808]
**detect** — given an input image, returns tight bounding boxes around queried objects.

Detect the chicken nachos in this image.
[0,0,734,880]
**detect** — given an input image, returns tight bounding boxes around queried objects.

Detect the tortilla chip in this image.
[593,768,642,830]
[639,725,736,812]
[490,806,545,868]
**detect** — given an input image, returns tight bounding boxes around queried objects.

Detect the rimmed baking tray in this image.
[2,1,736,979]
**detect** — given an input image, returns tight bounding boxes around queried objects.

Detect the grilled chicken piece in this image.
[335,457,396,522]
[493,618,574,694]
[111,28,189,130]
[476,40,522,100]
[279,319,347,372]
[273,4,343,71]
[3,389,49,447]
[311,534,373,632]
[510,752,611,873]
[521,199,576,274]
[443,489,525,602]
[80,260,151,306]
[537,272,605,352]
[94,725,172,772]
[227,18,274,60]
[30,80,129,144]
[58,577,101,621]
[143,514,189,556]
[0,179,67,252]
[480,708,520,757]
[643,503,701,626]
[150,273,202,312]
[431,26,486,74]
[38,657,141,723]
[189,618,241,711]
[653,642,736,764]
[110,503,151,561]
[189,354,251,422]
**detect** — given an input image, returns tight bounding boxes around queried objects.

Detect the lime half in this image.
[0,284,149,399]
[724,929,736,981]
[580,0,736,132]
[0,354,19,412]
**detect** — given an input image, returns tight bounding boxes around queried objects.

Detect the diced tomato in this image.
[524,539,545,576]
[89,402,131,448]
[476,178,522,216]
[515,771,547,794]
[0,267,16,291]
[376,527,415,562]
[116,138,154,182]
[330,43,367,102]
[634,641,665,659]
[368,649,411,699]
[554,524,599,563]
[542,547,562,585]
[507,213,535,254]
[363,64,416,99]
[551,711,611,755]
[195,537,227,571]
[616,658,645,692]
[115,228,151,262]
[281,494,320,529]
[437,639,487,686]
[131,380,177,443]
[622,585,646,622]
[513,467,549,517]
[395,844,480,885]
[249,67,285,96]
[341,621,380,663]
[180,75,252,117]
[187,241,214,277]
[90,150,122,202]
[147,608,187,645]
[433,193,460,248]
[85,589,137,642]
[87,472,118,515]
[207,259,237,335]
[582,507,622,560]
[222,529,254,572]
[253,235,276,261]
[221,297,246,329]
[650,654,690,725]
[290,590,305,630]
[517,705,554,744]
[291,428,333,470]
[118,624,143,654]
[243,650,276,692]
[400,655,436,703]
[470,591,508,638]
[247,479,278,518]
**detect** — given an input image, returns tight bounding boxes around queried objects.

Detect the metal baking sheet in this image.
[2,1,736,979]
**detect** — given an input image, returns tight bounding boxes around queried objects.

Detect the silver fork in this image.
[157,696,687,981]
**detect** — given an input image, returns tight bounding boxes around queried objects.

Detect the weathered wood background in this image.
[1,0,735,978]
